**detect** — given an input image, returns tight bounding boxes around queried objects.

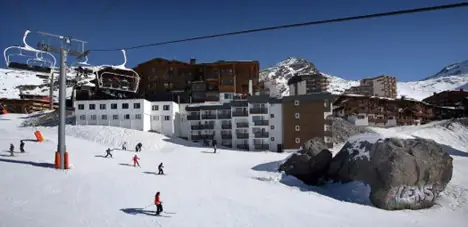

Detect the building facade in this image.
[75,99,180,136]
[134,58,260,103]
[344,75,397,98]
[422,89,468,107]
[287,73,329,95]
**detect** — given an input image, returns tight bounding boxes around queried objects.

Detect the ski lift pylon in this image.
[96,49,140,93]
[3,30,57,74]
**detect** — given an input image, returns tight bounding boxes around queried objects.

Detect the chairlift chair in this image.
[3,30,56,75]
[96,49,140,93]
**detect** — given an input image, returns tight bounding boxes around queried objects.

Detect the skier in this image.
[105,148,113,158]
[212,139,217,153]
[154,191,163,215]
[133,154,140,167]
[158,162,164,175]
[137,142,143,152]
[20,140,25,153]
[9,143,14,156]
[122,142,127,151]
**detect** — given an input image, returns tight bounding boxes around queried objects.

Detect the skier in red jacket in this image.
[154,191,163,215]
[133,154,140,167]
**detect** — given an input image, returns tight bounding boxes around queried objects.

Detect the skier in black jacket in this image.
[158,162,164,175]
[105,148,113,158]
[9,144,14,156]
[212,139,217,153]
[20,140,25,153]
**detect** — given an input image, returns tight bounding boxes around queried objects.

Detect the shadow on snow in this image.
[0,158,55,169]
[252,160,372,207]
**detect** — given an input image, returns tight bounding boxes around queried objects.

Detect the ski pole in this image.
[142,204,153,209]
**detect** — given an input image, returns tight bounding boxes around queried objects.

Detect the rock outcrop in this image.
[280,133,453,210]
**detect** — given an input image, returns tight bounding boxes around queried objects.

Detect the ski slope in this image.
[0,114,467,227]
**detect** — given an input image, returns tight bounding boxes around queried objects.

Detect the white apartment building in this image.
[75,99,180,136]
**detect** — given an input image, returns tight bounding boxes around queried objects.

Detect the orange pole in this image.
[64,152,69,169]
[55,152,61,169]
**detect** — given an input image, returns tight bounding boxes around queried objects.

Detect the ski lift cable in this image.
[88,2,468,52]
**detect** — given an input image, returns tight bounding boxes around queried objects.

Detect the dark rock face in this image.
[281,134,454,210]
[279,149,332,186]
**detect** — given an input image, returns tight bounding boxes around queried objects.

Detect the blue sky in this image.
[0,0,466,81]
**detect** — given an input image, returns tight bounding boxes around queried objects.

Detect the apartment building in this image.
[287,73,329,95]
[74,99,181,136]
[422,89,468,107]
[185,92,333,151]
[134,58,260,103]
[344,75,397,98]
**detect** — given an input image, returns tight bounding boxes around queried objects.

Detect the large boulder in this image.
[279,149,333,185]
[329,134,453,210]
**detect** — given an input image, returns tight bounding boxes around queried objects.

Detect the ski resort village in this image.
[2,2,468,226]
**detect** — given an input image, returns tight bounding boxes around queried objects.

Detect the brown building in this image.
[282,93,333,149]
[287,73,329,95]
[422,89,468,107]
[344,75,397,98]
[333,95,434,126]
[134,58,260,102]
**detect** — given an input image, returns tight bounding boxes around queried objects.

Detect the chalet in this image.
[333,94,433,127]
[422,89,468,107]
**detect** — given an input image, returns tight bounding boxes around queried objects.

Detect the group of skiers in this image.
[7,141,25,156]
[121,142,143,152]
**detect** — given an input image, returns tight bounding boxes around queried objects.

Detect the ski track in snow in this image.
[0,113,467,227]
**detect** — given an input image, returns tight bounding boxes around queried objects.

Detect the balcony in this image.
[254,144,269,150]
[191,135,202,140]
[218,113,232,119]
[236,122,249,128]
[191,124,215,130]
[232,111,248,117]
[254,132,269,138]
[253,120,269,126]
[205,73,219,80]
[221,134,233,139]
[187,114,200,120]
[236,133,249,139]
[201,134,215,140]
[202,114,217,120]
[249,108,268,114]
[324,131,333,137]
[221,123,232,129]
[237,144,249,150]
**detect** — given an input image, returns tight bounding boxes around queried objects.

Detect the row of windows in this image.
[293,100,329,107]
[77,103,171,111]
[78,114,171,121]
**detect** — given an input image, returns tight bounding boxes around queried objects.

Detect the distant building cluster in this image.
[344,75,397,99]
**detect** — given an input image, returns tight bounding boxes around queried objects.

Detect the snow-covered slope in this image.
[0,114,467,227]
[260,58,468,100]
[0,68,94,101]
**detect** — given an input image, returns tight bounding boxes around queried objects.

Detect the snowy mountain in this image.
[423,60,468,80]
[1,113,467,227]
[260,58,468,100]
[0,68,94,101]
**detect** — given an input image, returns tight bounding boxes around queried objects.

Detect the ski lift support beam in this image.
[36,31,88,170]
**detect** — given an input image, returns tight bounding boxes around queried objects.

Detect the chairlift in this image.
[3,30,56,75]
[96,49,140,93]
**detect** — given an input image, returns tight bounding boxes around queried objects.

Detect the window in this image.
[101,115,107,120]
[324,137,331,143]
[295,137,301,144]
[295,113,300,119]
[153,116,159,120]
[79,115,85,120]
[135,114,142,119]
[270,114,274,118]
[124,114,130,120]
[152,105,159,111]
[91,115,97,120]
[324,124,330,132]
[78,104,84,110]
[270,125,275,130]
[295,125,300,131]
[294,100,300,106]
[99,104,106,110]
[271,137,275,141]
[113,115,118,120]
[122,103,129,109]
[163,105,170,111]
[89,104,96,110]
[111,103,117,109]
[324,100,328,107]
[134,103,141,109]
[164,116,170,121]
